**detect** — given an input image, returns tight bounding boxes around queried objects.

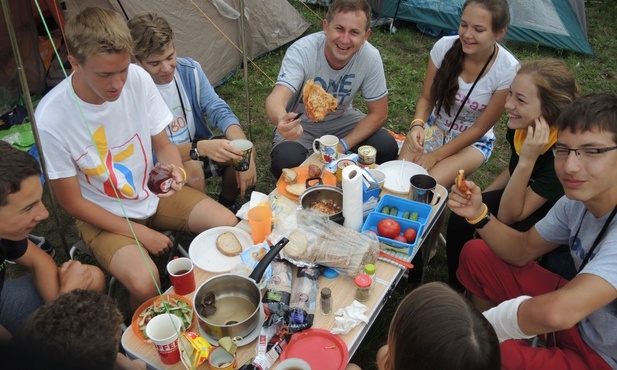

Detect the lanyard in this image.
[166,77,193,143]
[571,205,617,273]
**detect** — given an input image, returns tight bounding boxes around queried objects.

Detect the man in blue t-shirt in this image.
[0,141,105,342]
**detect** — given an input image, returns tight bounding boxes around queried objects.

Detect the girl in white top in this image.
[399,0,518,187]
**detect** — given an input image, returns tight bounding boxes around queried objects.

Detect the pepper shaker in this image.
[320,287,332,315]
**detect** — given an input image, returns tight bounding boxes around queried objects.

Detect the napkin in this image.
[236,191,269,220]
[330,300,369,335]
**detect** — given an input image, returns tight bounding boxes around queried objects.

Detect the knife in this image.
[286,79,305,118]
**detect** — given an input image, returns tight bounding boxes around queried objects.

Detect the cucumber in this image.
[381,206,390,214]
[389,207,398,216]
[402,211,410,219]
[410,211,419,221]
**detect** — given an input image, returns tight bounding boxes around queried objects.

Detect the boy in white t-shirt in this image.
[35,7,237,309]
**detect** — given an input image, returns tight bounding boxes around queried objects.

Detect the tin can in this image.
[358,145,377,168]
[336,159,355,187]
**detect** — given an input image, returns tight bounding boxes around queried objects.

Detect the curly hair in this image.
[0,140,41,206]
[128,12,175,61]
[11,290,123,370]
[431,0,510,116]
[385,282,500,370]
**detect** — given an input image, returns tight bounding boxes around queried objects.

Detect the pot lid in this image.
[280,329,349,370]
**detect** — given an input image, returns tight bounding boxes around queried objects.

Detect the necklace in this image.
[166,76,192,143]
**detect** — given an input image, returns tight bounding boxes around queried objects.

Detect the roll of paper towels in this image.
[342,164,363,231]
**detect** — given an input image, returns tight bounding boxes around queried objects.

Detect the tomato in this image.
[394,235,407,243]
[404,228,417,243]
[377,219,401,239]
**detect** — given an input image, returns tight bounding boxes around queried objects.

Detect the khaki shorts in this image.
[76,186,207,271]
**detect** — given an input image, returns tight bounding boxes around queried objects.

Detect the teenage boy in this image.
[0,141,105,341]
[128,13,256,204]
[265,0,398,179]
[34,7,238,309]
[449,93,617,369]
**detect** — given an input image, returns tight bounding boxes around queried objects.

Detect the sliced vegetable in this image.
[402,211,410,219]
[409,212,419,221]
[381,206,390,215]
[137,297,193,340]
[389,207,398,216]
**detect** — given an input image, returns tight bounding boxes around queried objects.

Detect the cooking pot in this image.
[299,177,344,225]
[193,237,288,341]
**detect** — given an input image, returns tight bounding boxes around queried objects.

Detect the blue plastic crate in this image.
[361,212,423,256]
[375,194,432,227]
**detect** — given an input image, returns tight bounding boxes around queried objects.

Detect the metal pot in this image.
[299,177,344,225]
[193,238,288,340]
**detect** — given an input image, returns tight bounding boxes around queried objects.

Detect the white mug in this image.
[312,135,339,164]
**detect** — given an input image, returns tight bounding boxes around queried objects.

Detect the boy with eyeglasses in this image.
[448,93,617,369]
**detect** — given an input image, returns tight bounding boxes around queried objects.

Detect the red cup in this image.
[167,257,196,295]
[146,314,182,365]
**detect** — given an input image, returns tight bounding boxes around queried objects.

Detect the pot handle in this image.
[305,176,323,188]
[249,237,289,283]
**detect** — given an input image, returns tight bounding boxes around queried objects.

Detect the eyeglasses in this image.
[552,145,617,160]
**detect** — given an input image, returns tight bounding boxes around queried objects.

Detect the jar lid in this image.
[320,287,331,298]
[323,267,339,279]
[354,273,372,288]
[364,263,376,275]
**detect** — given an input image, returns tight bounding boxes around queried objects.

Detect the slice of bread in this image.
[284,230,309,259]
[286,183,306,196]
[216,231,243,257]
[282,168,298,184]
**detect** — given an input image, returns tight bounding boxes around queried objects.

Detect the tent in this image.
[368,0,594,55]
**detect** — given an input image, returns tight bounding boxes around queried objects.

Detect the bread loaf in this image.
[282,168,298,184]
[215,231,243,257]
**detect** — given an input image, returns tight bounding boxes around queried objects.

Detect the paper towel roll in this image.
[342,164,364,231]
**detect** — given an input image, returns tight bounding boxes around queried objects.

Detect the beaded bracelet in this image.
[466,203,489,225]
[409,123,425,131]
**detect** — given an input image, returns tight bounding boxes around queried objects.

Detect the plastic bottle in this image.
[364,263,376,291]
[320,287,332,315]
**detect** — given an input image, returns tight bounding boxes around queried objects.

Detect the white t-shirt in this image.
[156,71,196,144]
[35,64,173,219]
[276,31,388,123]
[429,35,518,138]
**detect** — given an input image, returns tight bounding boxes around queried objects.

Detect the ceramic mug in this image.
[409,174,441,205]
[312,135,339,164]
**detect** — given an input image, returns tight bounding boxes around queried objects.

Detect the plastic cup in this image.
[230,139,253,172]
[166,257,196,295]
[145,314,183,365]
[248,206,272,244]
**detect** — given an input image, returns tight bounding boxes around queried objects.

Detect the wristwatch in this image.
[472,211,492,229]
[189,140,200,160]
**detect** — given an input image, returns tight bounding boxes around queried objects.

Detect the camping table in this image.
[121,154,447,369]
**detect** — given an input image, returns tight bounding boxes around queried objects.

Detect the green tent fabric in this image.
[371,0,594,55]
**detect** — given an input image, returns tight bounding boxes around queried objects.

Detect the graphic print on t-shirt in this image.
[77,125,149,200]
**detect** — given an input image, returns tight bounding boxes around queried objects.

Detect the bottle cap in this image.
[364,263,376,275]
[320,287,331,298]
[354,273,372,288]
[323,267,339,279]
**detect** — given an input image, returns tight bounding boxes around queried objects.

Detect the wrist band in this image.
[410,118,426,127]
[179,167,187,182]
[466,203,489,225]
[409,123,425,131]
[340,138,349,154]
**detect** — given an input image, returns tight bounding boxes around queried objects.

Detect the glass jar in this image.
[354,274,372,302]
[147,162,174,194]
[320,287,332,315]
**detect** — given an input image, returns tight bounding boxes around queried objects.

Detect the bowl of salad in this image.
[131,294,195,342]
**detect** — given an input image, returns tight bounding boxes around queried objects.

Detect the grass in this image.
[11,0,617,367]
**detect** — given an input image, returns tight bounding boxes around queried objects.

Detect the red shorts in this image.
[457,240,612,370]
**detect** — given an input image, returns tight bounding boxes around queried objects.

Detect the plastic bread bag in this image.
[287,266,320,333]
[272,208,379,276]
[262,259,293,306]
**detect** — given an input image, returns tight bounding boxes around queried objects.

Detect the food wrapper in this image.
[271,206,379,276]
[180,331,212,369]
[288,266,319,332]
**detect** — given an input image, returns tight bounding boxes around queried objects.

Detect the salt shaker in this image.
[320,287,332,315]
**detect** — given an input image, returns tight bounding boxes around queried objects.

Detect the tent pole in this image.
[238,0,252,141]
[1,0,71,257]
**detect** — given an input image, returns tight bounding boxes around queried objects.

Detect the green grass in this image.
[14,0,617,367]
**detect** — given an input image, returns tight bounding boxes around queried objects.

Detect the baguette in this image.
[215,231,243,257]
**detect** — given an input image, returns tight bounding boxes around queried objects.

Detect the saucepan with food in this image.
[299,177,344,225]
[193,237,289,341]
